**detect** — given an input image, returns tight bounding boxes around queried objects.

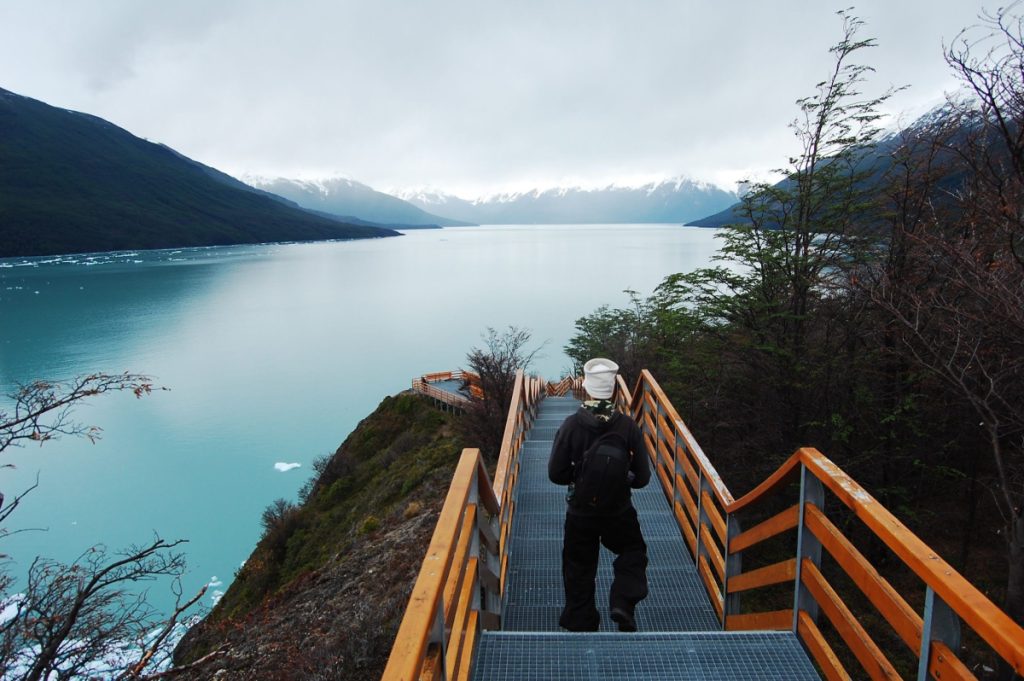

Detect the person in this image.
[548,358,651,632]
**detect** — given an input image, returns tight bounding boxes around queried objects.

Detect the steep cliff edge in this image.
[172,392,464,679]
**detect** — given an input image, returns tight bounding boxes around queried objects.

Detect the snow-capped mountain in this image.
[395,178,737,225]
[243,176,472,227]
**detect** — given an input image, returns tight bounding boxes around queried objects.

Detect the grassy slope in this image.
[0,88,397,257]
[173,392,465,677]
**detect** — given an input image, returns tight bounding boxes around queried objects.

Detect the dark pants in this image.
[559,506,648,631]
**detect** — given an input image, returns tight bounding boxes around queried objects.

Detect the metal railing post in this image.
[469,463,482,624]
[428,593,449,681]
[724,514,742,621]
[483,512,502,630]
[674,430,685,529]
[792,464,824,632]
[696,473,709,569]
[917,587,962,681]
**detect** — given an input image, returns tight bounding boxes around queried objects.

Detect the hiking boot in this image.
[610,607,637,632]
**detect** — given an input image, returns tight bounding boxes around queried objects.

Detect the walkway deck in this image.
[471,396,821,680]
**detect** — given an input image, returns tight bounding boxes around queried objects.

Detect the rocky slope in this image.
[172,392,464,680]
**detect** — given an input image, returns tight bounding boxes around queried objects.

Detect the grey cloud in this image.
[0,0,991,197]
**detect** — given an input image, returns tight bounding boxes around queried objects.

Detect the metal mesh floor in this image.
[477,396,819,679]
[502,397,720,633]
[471,632,821,680]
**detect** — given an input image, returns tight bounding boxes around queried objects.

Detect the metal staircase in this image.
[471,396,820,680]
[383,371,1024,681]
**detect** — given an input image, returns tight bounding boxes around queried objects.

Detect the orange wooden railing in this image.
[621,369,1024,680]
[382,370,542,681]
[545,375,580,397]
[411,370,484,409]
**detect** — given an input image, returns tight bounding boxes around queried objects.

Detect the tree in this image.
[870,6,1024,630]
[563,291,662,386]
[2,538,205,680]
[461,326,543,461]
[0,373,208,678]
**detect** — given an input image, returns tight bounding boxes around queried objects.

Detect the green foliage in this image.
[208,392,463,622]
[563,11,989,500]
[359,516,381,534]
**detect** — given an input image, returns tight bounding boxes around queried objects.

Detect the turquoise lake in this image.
[0,224,720,613]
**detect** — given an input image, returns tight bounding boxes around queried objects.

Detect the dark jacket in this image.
[548,408,652,516]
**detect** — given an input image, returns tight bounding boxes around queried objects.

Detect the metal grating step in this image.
[471,631,821,680]
[513,490,676,517]
[501,604,724,633]
[463,395,819,679]
[513,510,685,539]
[506,537,694,568]
[502,566,722,632]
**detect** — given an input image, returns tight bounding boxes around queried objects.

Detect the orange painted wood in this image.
[729,504,799,555]
[656,465,672,504]
[727,558,797,594]
[443,507,475,628]
[657,415,675,458]
[700,523,725,583]
[725,609,791,631]
[642,410,656,441]
[382,449,479,681]
[805,504,923,653]
[475,458,500,516]
[675,502,698,556]
[797,448,1024,675]
[454,610,480,681]
[492,371,525,500]
[676,473,697,525]
[726,450,803,514]
[680,449,700,496]
[699,555,724,620]
[419,644,443,681]
[801,559,900,680]
[614,374,631,407]
[928,641,973,681]
[798,610,851,681]
[637,370,734,505]
[445,558,478,674]
[701,489,727,544]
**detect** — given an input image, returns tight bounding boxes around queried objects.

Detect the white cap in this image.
[582,358,619,399]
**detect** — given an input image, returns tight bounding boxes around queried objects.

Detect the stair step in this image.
[471,631,820,680]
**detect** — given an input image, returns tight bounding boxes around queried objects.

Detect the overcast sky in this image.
[0,0,992,197]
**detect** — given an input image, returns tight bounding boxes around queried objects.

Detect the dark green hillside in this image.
[0,88,398,257]
[173,392,465,679]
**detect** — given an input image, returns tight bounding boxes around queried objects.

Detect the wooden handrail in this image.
[625,370,1024,678]
[384,369,539,680]
[389,368,1024,679]
[546,376,579,397]
[381,449,498,681]
[411,370,487,409]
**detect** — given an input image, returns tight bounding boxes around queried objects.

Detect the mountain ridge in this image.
[0,87,399,258]
[394,177,737,224]
[243,175,474,228]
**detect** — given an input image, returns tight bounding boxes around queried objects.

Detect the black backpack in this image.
[569,429,632,511]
